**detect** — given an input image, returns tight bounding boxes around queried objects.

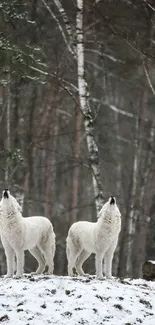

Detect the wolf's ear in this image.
[110,196,115,205]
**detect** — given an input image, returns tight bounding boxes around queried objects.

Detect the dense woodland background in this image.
[0,0,155,278]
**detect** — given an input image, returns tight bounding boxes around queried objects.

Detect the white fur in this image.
[66,197,121,279]
[0,191,55,278]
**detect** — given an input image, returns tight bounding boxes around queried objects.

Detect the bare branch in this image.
[143,0,155,12]
[53,0,73,44]
[108,104,135,118]
[85,48,125,63]
[91,98,135,119]
[28,64,84,117]
[86,60,103,71]
[143,63,155,97]
[41,0,74,55]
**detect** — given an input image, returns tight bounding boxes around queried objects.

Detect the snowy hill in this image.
[0,275,155,325]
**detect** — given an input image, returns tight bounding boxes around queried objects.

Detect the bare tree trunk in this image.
[117,8,155,278]
[125,115,139,276]
[118,104,144,277]
[42,0,105,214]
[5,71,11,185]
[0,70,11,275]
[26,0,38,216]
[44,153,52,218]
[70,106,82,224]
[123,88,148,277]
[76,0,104,213]
[113,110,123,276]
[26,86,37,215]
[13,78,23,149]
[133,121,155,278]
[44,107,59,219]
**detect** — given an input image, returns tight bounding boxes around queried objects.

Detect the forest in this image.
[0,0,155,278]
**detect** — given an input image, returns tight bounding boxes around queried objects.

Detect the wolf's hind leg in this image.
[39,229,55,275]
[66,235,82,277]
[30,246,46,275]
[75,249,90,276]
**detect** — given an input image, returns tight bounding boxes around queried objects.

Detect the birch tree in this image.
[41,0,104,214]
[76,0,104,212]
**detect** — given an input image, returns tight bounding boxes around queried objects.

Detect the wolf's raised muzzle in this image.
[3,189,9,199]
[110,196,115,205]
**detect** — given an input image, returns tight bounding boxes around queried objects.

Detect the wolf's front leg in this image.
[95,253,104,280]
[5,247,15,278]
[1,237,15,278]
[104,252,112,278]
[104,238,118,278]
[15,250,24,278]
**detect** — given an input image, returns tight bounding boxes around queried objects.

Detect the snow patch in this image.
[0,275,155,325]
[148,260,155,264]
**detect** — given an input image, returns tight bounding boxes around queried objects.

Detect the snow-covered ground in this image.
[0,275,155,325]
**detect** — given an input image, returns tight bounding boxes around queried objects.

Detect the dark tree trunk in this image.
[70,106,82,225]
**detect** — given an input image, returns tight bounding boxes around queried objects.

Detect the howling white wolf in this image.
[66,196,121,279]
[0,189,55,278]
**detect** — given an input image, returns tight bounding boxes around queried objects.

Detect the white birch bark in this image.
[41,0,104,213]
[76,0,104,212]
[53,0,73,44]
[41,0,74,55]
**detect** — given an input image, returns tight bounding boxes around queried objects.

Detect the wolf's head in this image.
[107,196,121,217]
[3,189,10,199]
[109,196,116,205]
[1,190,22,216]
[97,196,121,219]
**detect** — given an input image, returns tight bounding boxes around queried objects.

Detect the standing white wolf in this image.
[66,196,121,279]
[0,189,55,278]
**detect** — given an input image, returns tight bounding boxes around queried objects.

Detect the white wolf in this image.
[0,189,55,278]
[66,196,121,279]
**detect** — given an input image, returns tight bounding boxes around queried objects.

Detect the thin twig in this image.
[143,62,155,97]
[41,0,74,55]
[53,0,73,44]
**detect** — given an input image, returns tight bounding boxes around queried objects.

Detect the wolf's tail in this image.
[48,224,56,260]
[66,229,72,261]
